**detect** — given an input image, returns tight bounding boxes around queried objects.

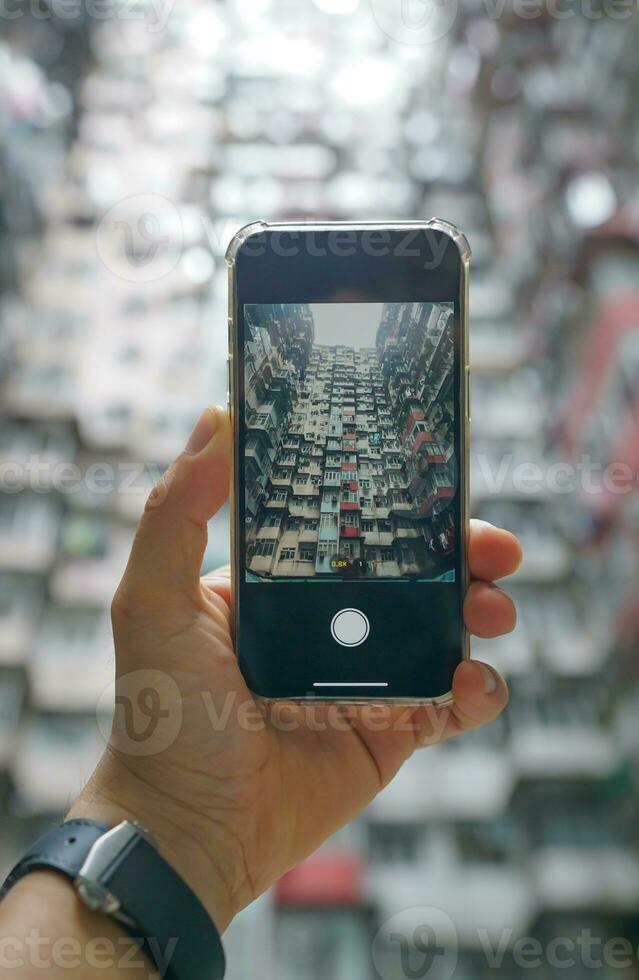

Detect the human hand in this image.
[70,406,521,933]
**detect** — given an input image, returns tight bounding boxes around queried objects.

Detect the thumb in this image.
[117,405,232,607]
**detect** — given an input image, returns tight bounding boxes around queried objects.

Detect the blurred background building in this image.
[2,1,639,978]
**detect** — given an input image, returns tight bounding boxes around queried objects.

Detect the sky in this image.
[309,302,384,349]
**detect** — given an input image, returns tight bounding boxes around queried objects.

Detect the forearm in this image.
[0,872,151,979]
[0,750,236,979]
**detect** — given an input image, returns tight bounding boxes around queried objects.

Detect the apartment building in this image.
[245,302,456,580]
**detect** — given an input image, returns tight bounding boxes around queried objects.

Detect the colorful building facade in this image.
[245,302,456,579]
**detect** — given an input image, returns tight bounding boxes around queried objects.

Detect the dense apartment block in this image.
[244,302,456,580]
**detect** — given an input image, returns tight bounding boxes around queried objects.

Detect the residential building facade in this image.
[244,302,456,580]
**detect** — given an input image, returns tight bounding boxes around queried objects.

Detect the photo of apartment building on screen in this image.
[243,301,456,581]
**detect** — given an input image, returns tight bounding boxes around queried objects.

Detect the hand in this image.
[70,406,521,933]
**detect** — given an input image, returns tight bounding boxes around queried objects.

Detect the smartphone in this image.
[226,220,470,703]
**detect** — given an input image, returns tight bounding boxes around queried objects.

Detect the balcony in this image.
[248,555,274,575]
[299,528,318,543]
[291,484,319,497]
[361,505,390,520]
[289,501,321,519]
[264,495,288,509]
[393,526,420,539]
[256,526,281,539]
[389,500,412,511]
[361,531,393,547]
[339,526,360,539]
[246,416,277,444]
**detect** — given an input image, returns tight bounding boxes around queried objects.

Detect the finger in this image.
[206,564,230,579]
[117,406,231,605]
[413,660,508,746]
[468,519,522,582]
[464,580,517,637]
[201,571,232,608]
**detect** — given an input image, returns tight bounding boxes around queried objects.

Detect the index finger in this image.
[468,519,522,583]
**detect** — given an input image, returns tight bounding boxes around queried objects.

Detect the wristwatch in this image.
[0,818,225,980]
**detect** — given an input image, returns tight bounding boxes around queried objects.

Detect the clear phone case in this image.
[226,219,470,705]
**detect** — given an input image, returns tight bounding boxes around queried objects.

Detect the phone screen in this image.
[231,225,467,701]
[243,302,456,584]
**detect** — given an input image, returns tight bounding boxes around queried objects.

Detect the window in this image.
[320,514,337,528]
[379,520,391,532]
[318,540,337,557]
[271,490,287,502]
[341,513,358,526]
[304,520,317,531]
[279,548,295,561]
[361,519,374,532]
[341,542,355,557]
[299,546,315,562]
[254,540,275,557]
[264,515,281,528]
[342,491,357,503]
[380,548,394,562]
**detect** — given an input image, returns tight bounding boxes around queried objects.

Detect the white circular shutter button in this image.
[330,608,370,647]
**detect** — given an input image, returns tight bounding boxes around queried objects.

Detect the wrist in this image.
[67,748,237,934]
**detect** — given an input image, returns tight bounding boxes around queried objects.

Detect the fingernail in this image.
[479,663,498,694]
[185,408,219,454]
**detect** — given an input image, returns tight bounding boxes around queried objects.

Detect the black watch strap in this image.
[0,819,110,899]
[0,819,225,980]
